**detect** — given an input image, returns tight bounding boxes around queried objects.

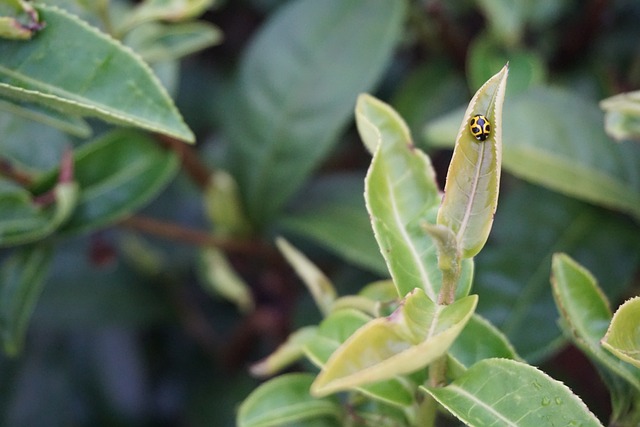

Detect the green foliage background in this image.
[0,0,639,425]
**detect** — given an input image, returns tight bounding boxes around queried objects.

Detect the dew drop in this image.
[555,397,563,405]
[532,381,542,390]
[541,397,551,406]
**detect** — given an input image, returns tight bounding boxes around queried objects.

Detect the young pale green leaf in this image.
[0,0,43,40]
[237,373,343,427]
[602,297,640,369]
[225,0,406,227]
[125,21,222,63]
[276,237,337,316]
[250,326,318,377]
[448,314,522,374]
[0,179,78,247]
[0,5,194,142]
[204,170,252,237]
[551,253,640,392]
[423,358,603,427]
[427,87,640,221]
[119,0,214,33]
[199,247,254,314]
[55,130,179,234]
[359,94,473,300]
[437,64,508,259]
[310,290,477,397]
[601,90,640,141]
[278,173,386,275]
[303,309,424,410]
[0,245,53,356]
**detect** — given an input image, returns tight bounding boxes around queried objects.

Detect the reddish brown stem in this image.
[159,135,212,189]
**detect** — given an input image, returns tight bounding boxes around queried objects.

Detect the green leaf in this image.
[448,314,522,373]
[120,0,214,32]
[437,64,508,259]
[601,90,640,141]
[423,358,603,427]
[426,87,640,220]
[0,179,78,247]
[359,94,473,300]
[125,21,222,63]
[237,373,342,427]
[276,237,337,316]
[303,308,425,410]
[551,253,640,392]
[204,170,252,237]
[0,4,194,142]
[225,0,406,227]
[0,98,91,137]
[602,297,640,369]
[199,247,254,313]
[249,326,318,377]
[475,0,526,46]
[278,173,386,275]
[310,290,477,396]
[0,0,43,40]
[473,183,640,361]
[0,245,53,356]
[57,130,180,233]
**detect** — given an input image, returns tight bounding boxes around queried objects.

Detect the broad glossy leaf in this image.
[250,326,318,377]
[0,4,194,142]
[57,130,179,233]
[448,314,521,374]
[551,254,640,392]
[237,373,342,427]
[473,183,640,361]
[225,0,406,226]
[426,87,640,220]
[0,179,78,247]
[311,290,477,396]
[303,309,424,410]
[437,64,508,259]
[423,358,603,427]
[276,238,336,316]
[278,173,386,275]
[0,245,53,355]
[359,94,472,300]
[602,297,640,369]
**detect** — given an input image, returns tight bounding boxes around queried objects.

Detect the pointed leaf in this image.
[602,297,640,369]
[237,373,342,427]
[359,94,472,300]
[311,290,477,396]
[57,130,180,234]
[437,64,508,259]
[0,4,194,142]
[276,237,337,316]
[427,87,640,221]
[303,309,424,409]
[199,247,254,313]
[250,326,318,377]
[0,245,53,356]
[551,253,640,392]
[423,358,603,427]
[225,0,406,226]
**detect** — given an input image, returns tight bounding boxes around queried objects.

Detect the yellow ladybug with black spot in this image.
[469,114,491,141]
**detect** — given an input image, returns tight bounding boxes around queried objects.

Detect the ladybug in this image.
[469,114,491,141]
